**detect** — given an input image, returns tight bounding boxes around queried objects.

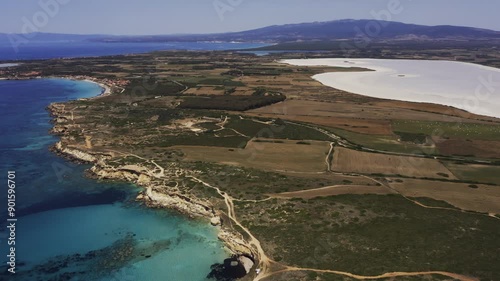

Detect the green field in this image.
[445,163,500,185]
[122,79,185,97]
[392,120,500,141]
[227,119,332,141]
[175,76,246,88]
[394,131,428,144]
[197,77,245,87]
[328,128,437,154]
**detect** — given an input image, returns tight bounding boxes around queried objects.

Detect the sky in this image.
[1,0,499,35]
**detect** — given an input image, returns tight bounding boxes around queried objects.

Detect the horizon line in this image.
[1,18,499,37]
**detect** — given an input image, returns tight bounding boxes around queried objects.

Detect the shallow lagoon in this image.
[284,58,500,118]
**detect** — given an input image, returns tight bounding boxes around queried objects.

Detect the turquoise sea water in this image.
[0,79,228,280]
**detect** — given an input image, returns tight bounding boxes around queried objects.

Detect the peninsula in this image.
[1,44,500,281]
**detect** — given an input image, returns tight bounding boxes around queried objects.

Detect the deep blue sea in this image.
[0,79,227,280]
[0,41,268,61]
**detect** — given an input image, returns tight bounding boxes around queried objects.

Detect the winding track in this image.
[280,119,500,219]
[257,267,479,281]
[186,176,274,277]
[282,120,496,165]
[57,83,497,280]
[97,118,496,281]
[325,142,335,171]
[102,149,487,281]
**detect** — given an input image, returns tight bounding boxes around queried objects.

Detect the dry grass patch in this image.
[232,87,256,96]
[270,184,393,199]
[246,113,393,135]
[374,100,500,123]
[176,139,330,173]
[388,178,500,214]
[434,138,500,159]
[141,96,178,108]
[332,147,456,179]
[248,99,494,135]
[249,99,374,118]
[184,86,225,96]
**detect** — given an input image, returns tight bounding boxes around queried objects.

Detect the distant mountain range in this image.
[1,20,499,44]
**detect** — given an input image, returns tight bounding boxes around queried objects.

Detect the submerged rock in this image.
[9,233,172,280]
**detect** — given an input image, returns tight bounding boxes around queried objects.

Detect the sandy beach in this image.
[83,79,112,97]
[283,58,500,118]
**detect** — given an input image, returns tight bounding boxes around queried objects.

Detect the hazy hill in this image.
[94,19,500,43]
[1,20,498,44]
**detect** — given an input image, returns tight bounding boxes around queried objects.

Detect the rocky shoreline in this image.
[47,102,257,270]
